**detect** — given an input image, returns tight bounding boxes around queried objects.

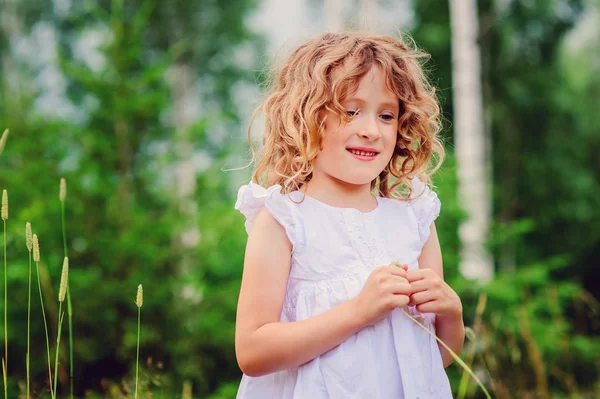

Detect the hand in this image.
[406,268,462,317]
[353,264,412,327]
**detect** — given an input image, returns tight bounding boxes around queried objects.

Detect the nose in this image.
[358,114,381,140]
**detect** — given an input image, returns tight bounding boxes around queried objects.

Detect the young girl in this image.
[234,32,464,398]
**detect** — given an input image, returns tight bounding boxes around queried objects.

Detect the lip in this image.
[346,147,379,161]
[346,147,379,153]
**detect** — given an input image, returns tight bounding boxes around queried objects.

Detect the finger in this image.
[391,275,408,284]
[416,300,438,314]
[392,293,410,308]
[392,262,408,271]
[385,281,412,295]
[385,265,408,278]
[406,269,428,282]
[408,279,430,293]
[410,290,436,305]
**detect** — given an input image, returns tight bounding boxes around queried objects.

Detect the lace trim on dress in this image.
[342,210,391,270]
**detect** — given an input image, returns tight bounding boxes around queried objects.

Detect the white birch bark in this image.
[325,0,343,32]
[359,0,376,30]
[449,0,494,282]
[170,63,201,268]
[1,0,22,105]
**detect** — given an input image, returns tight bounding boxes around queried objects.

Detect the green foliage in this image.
[0,0,598,397]
[0,0,261,396]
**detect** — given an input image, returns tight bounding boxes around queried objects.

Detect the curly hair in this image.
[248,31,444,199]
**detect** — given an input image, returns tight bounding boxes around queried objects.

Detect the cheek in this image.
[383,130,398,157]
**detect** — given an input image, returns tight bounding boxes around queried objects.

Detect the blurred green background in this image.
[0,0,598,398]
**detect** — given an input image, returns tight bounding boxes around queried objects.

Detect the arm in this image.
[235,206,365,377]
[414,222,465,368]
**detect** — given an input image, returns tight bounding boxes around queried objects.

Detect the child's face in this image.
[313,66,399,188]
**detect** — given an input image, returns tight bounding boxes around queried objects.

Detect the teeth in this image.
[349,149,376,157]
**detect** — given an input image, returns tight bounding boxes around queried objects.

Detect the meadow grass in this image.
[135,284,143,399]
[33,234,54,398]
[0,134,146,397]
[60,177,75,399]
[53,257,69,397]
[26,222,33,399]
[2,189,8,399]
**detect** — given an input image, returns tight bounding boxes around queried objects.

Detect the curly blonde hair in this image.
[248,31,444,199]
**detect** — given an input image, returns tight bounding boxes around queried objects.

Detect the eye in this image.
[346,110,358,118]
[380,113,395,122]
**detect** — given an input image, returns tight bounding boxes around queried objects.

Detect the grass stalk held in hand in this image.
[135,284,143,399]
[392,262,492,398]
[33,234,54,399]
[26,223,33,399]
[400,309,492,399]
[53,258,69,398]
[458,293,487,398]
[59,177,74,399]
[2,189,8,389]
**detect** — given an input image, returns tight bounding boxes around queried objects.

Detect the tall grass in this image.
[2,189,8,399]
[25,222,33,399]
[33,234,54,399]
[53,257,69,397]
[0,129,8,155]
[0,130,6,399]
[59,177,74,399]
[135,284,143,399]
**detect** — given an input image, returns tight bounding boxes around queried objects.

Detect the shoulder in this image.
[249,206,293,254]
[407,176,441,248]
[235,181,303,252]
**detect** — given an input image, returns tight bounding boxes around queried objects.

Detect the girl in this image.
[234,32,464,398]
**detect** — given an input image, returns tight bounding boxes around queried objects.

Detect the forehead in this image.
[332,65,398,104]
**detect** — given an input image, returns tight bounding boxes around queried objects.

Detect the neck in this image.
[304,174,376,211]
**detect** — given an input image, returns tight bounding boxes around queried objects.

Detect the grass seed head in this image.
[26,222,32,252]
[33,234,40,262]
[1,189,7,220]
[136,284,143,308]
[0,129,8,155]
[59,257,69,302]
[59,178,66,203]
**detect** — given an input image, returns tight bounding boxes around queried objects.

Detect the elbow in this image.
[237,354,271,377]
[236,342,272,377]
[237,352,258,377]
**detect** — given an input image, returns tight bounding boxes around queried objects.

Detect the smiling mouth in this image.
[347,149,379,157]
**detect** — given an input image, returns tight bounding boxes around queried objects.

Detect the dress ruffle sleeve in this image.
[234,181,299,250]
[409,177,441,248]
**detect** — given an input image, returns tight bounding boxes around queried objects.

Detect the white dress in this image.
[234,178,453,399]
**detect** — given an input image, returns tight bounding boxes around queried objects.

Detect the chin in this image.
[336,174,379,187]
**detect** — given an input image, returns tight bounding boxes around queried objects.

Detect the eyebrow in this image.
[344,97,399,111]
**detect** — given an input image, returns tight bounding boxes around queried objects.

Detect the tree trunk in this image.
[325,0,343,32]
[171,62,201,271]
[449,0,494,282]
[358,0,376,30]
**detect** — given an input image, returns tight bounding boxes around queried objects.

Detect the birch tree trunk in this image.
[449,0,494,282]
[164,4,201,281]
[359,0,376,30]
[171,63,201,272]
[325,0,343,32]
[1,0,22,119]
